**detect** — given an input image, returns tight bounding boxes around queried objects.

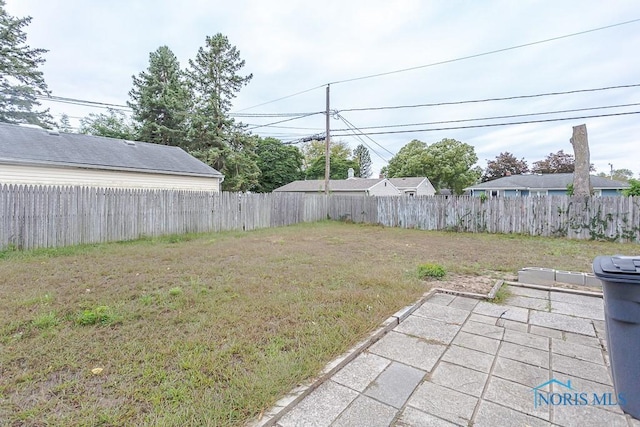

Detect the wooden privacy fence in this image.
[330,195,640,242]
[0,185,328,250]
[1,185,639,250]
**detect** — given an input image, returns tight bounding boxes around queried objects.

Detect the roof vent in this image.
[123,140,136,146]
[47,128,60,136]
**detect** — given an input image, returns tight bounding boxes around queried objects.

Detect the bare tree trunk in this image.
[570,124,592,197]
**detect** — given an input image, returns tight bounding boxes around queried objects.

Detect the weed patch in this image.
[417,262,446,279]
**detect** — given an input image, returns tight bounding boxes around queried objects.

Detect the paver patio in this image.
[255,284,640,427]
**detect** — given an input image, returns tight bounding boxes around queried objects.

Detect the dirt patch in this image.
[424,273,507,295]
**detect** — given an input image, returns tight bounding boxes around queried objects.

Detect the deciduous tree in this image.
[383,139,430,178]
[254,137,303,192]
[0,1,53,126]
[482,152,529,181]
[531,150,575,174]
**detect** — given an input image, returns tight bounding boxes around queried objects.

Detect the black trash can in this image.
[593,255,640,420]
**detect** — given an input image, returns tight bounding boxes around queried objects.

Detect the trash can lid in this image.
[593,255,640,283]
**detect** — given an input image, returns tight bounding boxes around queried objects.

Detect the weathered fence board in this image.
[1,184,638,250]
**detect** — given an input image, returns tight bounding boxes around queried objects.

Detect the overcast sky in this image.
[6,0,640,177]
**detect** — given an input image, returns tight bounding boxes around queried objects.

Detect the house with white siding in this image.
[0,123,224,191]
[273,178,401,196]
[388,177,436,196]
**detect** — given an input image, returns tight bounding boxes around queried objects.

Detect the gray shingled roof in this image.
[0,123,223,178]
[466,173,629,190]
[274,178,389,192]
[388,177,427,188]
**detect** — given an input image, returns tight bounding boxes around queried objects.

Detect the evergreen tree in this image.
[185,34,256,188]
[353,144,372,178]
[128,46,190,146]
[0,1,53,126]
[186,33,252,151]
[58,113,73,132]
[79,108,136,140]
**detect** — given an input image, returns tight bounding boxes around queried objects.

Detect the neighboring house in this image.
[273,178,401,196]
[465,173,629,197]
[0,123,224,191]
[388,177,436,196]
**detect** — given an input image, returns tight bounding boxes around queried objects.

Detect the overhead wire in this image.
[337,84,640,113]
[332,102,640,132]
[334,114,389,162]
[328,19,640,85]
[330,111,640,137]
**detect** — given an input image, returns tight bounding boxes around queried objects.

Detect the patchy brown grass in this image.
[0,221,636,426]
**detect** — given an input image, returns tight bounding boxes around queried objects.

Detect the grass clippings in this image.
[0,221,636,426]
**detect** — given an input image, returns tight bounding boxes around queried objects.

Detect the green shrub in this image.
[417,263,446,279]
[75,306,119,326]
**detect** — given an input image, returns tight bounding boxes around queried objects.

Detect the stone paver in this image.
[394,315,460,345]
[460,320,505,340]
[451,330,500,354]
[332,395,397,427]
[441,344,495,373]
[473,300,529,322]
[364,362,425,409]
[484,376,550,420]
[493,356,550,388]
[332,352,391,392]
[406,381,477,425]
[266,285,620,427]
[552,353,612,385]
[551,338,604,364]
[552,404,628,427]
[430,361,488,397]
[394,407,457,426]
[551,301,605,321]
[277,380,358,427]
[529,310,596,336]
[509,286,550,300]
[368,331,446,372]
[447,296,479,311]
[412,302,470,325]
[506,295,550,310]
[474,400,551,427]
[503,328,549,350]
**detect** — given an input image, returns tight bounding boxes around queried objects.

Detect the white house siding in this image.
[416,180,436,196]
[368,181,402,196]
[0,164,221,192]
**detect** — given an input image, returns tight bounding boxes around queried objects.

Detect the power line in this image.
[36,94,131,110]
[329,18,640,85]
[332,102,640,132]
[335,114,389,163]
[330,111,640,137]
[233,85,326,112]
[337,84,640,113]
[336,113,395,158]
[245,112,324,131]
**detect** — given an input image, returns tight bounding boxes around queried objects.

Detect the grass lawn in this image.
[1,221,637,426]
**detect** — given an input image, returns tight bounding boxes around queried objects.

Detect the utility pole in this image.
[324,84,330,195]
